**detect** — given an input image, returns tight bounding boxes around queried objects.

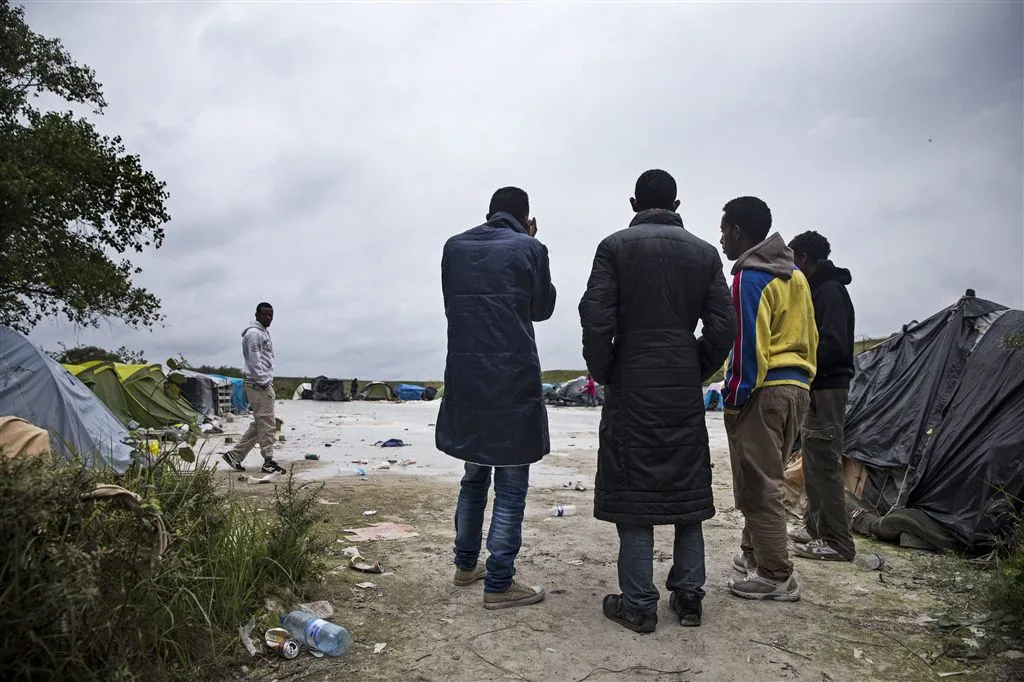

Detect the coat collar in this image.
[487,211,528,234]
[629,209,684,228]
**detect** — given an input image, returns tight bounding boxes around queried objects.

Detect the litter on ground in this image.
[344,522,419,542]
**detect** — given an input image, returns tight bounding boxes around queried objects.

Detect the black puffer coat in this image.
[579,210,735,525]
[436,212,557,466]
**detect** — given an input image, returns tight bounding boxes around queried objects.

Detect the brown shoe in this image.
[453,564,486,587]
[483,581,545,610]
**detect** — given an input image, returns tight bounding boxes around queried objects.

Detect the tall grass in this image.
[0,451,327,681]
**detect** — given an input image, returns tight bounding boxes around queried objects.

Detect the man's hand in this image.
[527,217,538,237]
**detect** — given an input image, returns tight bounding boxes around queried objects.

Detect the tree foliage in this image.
[51,344,145,365]
[0,1,170,333]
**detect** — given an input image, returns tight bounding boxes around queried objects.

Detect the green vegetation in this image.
[0,2,170,333]
[51,344,147,365]
[0,448,327,680]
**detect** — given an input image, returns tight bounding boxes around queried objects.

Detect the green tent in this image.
[114,363,201,429]
[435,384,444,399]
[64,361,137,427]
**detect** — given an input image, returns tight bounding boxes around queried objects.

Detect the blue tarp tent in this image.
[395,384,426,401]
[0,326,134,473]
[704,389,722,411]
[207,375,249,411]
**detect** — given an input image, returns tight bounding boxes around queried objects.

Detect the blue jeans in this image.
[453,463,530,593]
[616,523,706,615]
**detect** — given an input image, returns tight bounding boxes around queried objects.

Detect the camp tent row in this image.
[0,326,133,473]
[63,361,201,431]
[291,378,435,402]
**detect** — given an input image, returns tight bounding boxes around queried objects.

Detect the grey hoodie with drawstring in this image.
[241,320,274,387]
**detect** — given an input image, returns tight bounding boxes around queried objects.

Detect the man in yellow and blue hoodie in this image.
[718,196,818,602]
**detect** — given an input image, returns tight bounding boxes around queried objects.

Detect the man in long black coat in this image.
[579,170,735,632]
[436,186,557,610]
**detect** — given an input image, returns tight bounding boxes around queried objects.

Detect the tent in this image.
[358,382,398,401]
[704,381,724,412]
[113,364,201,430]
[65,361,137,427]
[208,374,248,411]
[167,369,231,418]
[435,384,444,399]
[311,376,347,401]
[843,293,1024,552]
[292,382,312,400]
[0,326,133,473]
[552,376,604,406]
[394,384,426,401]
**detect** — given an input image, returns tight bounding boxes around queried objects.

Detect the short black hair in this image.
[256,302,273,315]
[723,196,772,243]
[488,187,529,221]
[788,231,831,262]
[634,169,677,211]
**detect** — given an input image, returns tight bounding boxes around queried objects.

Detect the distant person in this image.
[584,374,598,407]
[222,303,285,474]
[436,186,557,610]
[351,378,359,400]
[787,231,856,562]
[719,197,817,602]
[579,170,735,632]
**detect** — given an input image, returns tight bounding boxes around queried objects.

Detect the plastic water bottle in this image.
[550,504,577,517]
[854,551,885,571]
[280,611,350,656]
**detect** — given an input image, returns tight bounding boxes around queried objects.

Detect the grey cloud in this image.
[21,2,1023,380]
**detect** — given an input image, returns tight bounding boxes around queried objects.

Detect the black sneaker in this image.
[669,591,702,627]
[261,459,285,474]
[602,594,657,634]
[221,453,245,471]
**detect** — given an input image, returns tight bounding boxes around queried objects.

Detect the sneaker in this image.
[483,581,545,610]
[453,564,486,587]
[788,523,813,544]
[733,550,756,574]
[793,538,851,562]
[261,459,285,474]
[668,592,702,627]
[728,572,800,602]
[221,453,245,471]
[602,594,657,634]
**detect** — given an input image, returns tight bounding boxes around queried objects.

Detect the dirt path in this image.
[221,404,1005,681]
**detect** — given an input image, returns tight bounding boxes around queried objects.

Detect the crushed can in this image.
[304,453,320,461]
[265,627,300,660]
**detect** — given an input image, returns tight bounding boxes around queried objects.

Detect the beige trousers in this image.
[231,384,276,462]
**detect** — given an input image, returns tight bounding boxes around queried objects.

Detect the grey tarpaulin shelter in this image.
[843,293,1024,552]
[0,326,133,473]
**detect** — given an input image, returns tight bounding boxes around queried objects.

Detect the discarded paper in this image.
[238,617,257,657]
[374,643,387,655]
[362,510,377,517]
[246,472,281,485]
[298,600,334,619]
[355,581,377,589]
[350,555,385,573]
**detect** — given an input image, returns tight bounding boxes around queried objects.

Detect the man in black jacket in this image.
[788,231,856,561]
[579,170,736,632]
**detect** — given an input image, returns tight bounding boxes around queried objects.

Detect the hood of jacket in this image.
[629,208,684,228]
[731,232,795,279]
[242,320,268,337]
[487,211,528,235]
[809,259,853,288]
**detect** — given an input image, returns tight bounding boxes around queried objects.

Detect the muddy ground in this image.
[214,402,1020,682]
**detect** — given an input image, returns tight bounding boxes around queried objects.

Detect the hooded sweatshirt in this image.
[241,320,274,387]
[723,232,818,411]
[807,259,855,390]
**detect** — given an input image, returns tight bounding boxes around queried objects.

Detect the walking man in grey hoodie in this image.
[222,302,285,474]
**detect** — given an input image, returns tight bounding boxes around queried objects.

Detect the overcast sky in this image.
[23,1,1024,380]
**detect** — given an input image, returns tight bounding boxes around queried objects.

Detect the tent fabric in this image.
[167,369,229,418]
[292,382,312,400]
[208,374,248,411]
[114,364,201,429]
[704,389,722,411]
[0,326,133,473]
[556,376,605,404]
[65,361,137,427]
[311,376,346,401]
[843,295,1024,550]
[0,416,52,462]
[358,382,397,401]
[395,384,426,401]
